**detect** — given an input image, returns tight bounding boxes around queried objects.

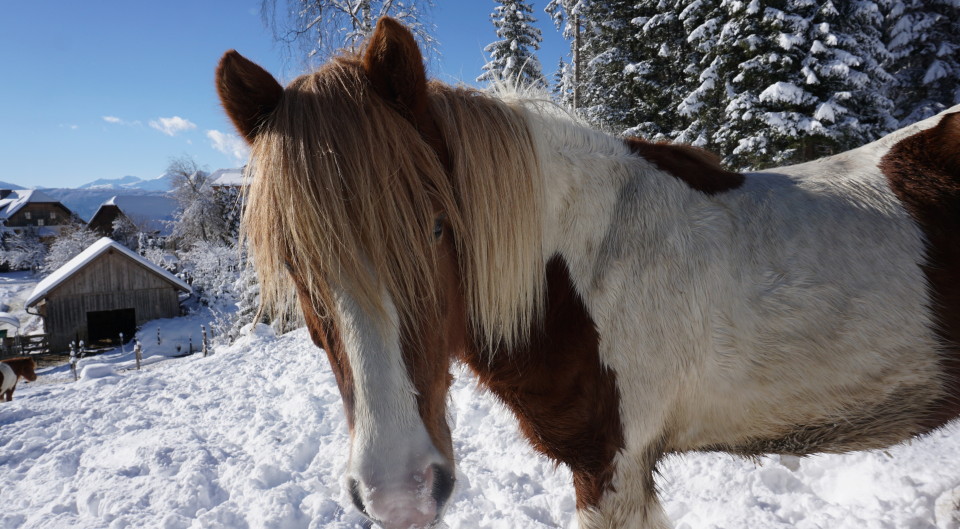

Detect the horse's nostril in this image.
[347,478,369,518]
[432,465,455,509]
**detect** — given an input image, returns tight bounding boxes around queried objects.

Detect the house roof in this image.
[210,167,249,187]
[0,312,19,329]
[25,237,191,308]
[0,189,64,220]
[90,195,179,235]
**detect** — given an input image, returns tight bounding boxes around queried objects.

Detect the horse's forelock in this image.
[242,54,545,352]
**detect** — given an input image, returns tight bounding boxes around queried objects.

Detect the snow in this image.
[759,81,809,105]
[1,270,960,528]
[209,168,248,188]
[25,237,191,308]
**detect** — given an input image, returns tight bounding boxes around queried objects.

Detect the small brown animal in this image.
[0,357,37,401]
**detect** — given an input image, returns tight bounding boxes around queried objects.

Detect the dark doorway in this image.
[87,308,136,345]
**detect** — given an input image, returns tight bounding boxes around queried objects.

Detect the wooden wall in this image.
[5,203,74,228]
[40,249,183,351]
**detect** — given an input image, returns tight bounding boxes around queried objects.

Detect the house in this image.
[209,167,249,191]
[87,195,179,238]
[25,238,191,352]
[0,189,76,239]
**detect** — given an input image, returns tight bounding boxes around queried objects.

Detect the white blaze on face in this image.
[335,286,449,529]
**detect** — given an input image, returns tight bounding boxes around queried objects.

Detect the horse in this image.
[216,17,960,529]
[1,357,37,401]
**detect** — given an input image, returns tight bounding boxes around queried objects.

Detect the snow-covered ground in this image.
[2,271,960,529]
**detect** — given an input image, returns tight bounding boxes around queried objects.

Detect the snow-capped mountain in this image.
[77,173,172,192]
[0,180,25,190]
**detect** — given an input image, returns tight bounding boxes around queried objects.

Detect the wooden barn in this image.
[25,238,191,352]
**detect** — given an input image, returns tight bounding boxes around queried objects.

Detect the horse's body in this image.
[217,18,960,529]
[1,357,37,401]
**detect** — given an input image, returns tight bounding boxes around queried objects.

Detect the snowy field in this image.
[2,272,960,529]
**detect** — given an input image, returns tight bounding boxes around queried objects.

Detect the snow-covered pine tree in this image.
[577,0,642,129]
[674,0,728,148]
[478,0,548,89]
[545,0,585,107]
[714,0,895,169]
[882,0,960,126]
[552,57,576,107]
[624,0,693,140]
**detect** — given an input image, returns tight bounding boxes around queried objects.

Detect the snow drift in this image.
[2,325,960,529]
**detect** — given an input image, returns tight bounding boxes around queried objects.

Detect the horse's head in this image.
[19,358,37,382]
[218,18,543,527]
[215,18,501,529]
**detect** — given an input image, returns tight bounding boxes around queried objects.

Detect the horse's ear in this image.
[216,50,283,144]
[362,17,429,117]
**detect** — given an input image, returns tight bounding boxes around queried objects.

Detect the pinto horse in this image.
[1,357,37,401]
[217,17,960,529]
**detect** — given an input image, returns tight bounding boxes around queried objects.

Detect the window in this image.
[24,212,31,220]
[50,211,56,220]
[37,219,44,226]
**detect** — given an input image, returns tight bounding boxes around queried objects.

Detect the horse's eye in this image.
[433,217,444,240]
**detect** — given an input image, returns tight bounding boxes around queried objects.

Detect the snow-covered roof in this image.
[0,312,19,329]
[25,237,191,307]
[0,189,63,220]
[93,195,179,235]
[209,168,250,187]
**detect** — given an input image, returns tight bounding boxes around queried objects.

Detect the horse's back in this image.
[666,109,960,454]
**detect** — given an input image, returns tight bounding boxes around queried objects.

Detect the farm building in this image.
[0,189,77,239]
[87,195,178,238]
[25,238,191,352]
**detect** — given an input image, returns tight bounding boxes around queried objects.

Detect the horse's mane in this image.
[243,53,544,349]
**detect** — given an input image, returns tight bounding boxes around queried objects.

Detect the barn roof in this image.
[90,195,179,235]
[210,167,249,187]
[25,237,191,308]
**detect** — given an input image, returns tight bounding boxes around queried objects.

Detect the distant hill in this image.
[41,188,173,222]
[0,181,25,190]
[77,173,173,192]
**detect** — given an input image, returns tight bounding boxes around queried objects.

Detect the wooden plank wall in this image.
[42,250,183,351]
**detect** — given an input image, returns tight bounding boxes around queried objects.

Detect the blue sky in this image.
[0,1,567,189]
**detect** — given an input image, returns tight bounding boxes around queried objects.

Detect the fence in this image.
[0,334,50,358]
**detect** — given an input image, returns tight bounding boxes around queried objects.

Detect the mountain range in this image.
[0,174,176,222]
[76,173,173,192]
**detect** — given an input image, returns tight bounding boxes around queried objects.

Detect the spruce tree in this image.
[713,0,895,169]
[577,0,642,130]
[882,0,960,125]
[674,0,727,148]
[623,0,690,140]
[478,0,547,89]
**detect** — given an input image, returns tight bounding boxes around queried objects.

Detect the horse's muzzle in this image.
[348,463,455,529]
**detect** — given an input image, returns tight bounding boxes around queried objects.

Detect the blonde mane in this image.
[242,54,544,349]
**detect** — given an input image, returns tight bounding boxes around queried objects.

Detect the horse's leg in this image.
[577,447,671,529]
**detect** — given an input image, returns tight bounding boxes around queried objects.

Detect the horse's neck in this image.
[527,109,695,299]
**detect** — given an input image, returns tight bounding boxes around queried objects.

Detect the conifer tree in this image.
[713,0,895,169]
[882,0,960,125]
[478,0,547,88]
[577,0,642,129]
[673,0,731,149]
[623,1,690,140]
